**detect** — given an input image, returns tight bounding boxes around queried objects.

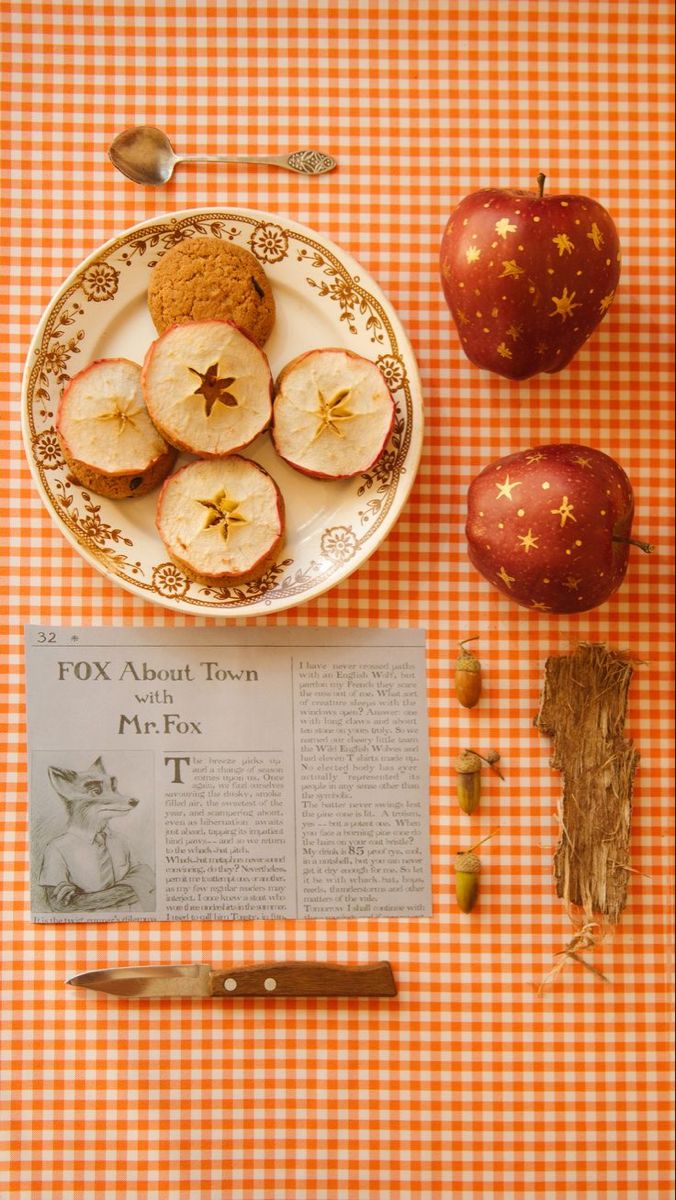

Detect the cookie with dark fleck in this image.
[147,237,275,346]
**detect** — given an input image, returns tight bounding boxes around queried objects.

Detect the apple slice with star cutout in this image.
[56,357,177,498]
[271,348,395,478]
[156,455,285,583]
[142,319,273,457]
[465,443,653,613]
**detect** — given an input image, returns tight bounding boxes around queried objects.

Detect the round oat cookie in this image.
[147,237,275,346]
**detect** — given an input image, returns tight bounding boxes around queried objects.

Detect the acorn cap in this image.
[455,851,482,875]
[454,750,482,775]
[456,648,481,671]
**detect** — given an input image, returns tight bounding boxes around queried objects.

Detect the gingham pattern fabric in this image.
[1,2,674,1197]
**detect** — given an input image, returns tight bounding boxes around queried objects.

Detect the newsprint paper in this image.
[25,625,431,923]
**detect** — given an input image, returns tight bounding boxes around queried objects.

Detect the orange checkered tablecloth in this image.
[1,2,674,1197]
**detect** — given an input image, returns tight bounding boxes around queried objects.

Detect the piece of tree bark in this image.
[535,643,639,927]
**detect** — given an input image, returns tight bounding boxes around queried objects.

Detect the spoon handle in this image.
[176,150,337,175]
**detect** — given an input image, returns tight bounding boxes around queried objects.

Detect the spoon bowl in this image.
[108,125,337,185]
[109,125,177,185]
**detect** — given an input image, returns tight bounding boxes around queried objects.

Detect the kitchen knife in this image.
[66,961,397,998]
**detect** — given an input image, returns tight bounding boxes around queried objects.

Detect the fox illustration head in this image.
[48,757,139,827]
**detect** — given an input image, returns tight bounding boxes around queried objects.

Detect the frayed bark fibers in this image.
[535,643,639,927]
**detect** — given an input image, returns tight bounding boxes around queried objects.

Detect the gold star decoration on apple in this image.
[498,566,516,588]
[552,233,575,256]
[495,474,522,501]
[550,496,576,527]
[550,287,581,321]
[495,217,517,239]
[518,529,539,553]
[499,259,525,279]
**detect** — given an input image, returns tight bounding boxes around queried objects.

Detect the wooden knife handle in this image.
[209,961,397,997]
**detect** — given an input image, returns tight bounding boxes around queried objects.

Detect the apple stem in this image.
[612,534,655,554]
[537,172,546,198]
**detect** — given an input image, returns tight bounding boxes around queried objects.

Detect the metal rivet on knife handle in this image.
[211,961,397,997]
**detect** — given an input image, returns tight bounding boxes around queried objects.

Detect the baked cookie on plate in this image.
[147,236,275,347]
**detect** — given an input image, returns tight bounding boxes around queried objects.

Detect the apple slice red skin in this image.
[141,320,273,458]
[272,347,395,480]
[56,357,177,498]
[465,444,635,614]
[156,456,285,583]
[440,186,621,380]
[272,418,394,480]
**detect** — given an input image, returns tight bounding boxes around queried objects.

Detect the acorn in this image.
[454,830,499,913]
[454,748,504,814]
[454,637,482,708]
[454,750,482,813]
[455,851,482,912]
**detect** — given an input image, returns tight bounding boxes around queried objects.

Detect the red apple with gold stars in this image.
[465,444,653,613]
[439,175,621,380]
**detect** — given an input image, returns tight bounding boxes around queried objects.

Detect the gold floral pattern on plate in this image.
[21,209,423,615]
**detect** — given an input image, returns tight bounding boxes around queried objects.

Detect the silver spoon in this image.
[108,125,337,185]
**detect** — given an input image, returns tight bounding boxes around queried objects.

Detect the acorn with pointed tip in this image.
[455,851,482,913]
[454,750,482,814]
[454,830,499,912]
[454,749,503,815]
[454,637,482,708]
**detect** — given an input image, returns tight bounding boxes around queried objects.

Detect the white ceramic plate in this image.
[22,209,424,615]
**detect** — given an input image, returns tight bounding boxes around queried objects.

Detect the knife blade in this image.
[66,960,397,998]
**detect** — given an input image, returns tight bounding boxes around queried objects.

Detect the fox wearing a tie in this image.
[40,757,155,913]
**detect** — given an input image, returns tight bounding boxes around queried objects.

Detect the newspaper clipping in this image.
[25,625,431,922]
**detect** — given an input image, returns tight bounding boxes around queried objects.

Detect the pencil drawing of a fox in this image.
[39,757,155,913]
